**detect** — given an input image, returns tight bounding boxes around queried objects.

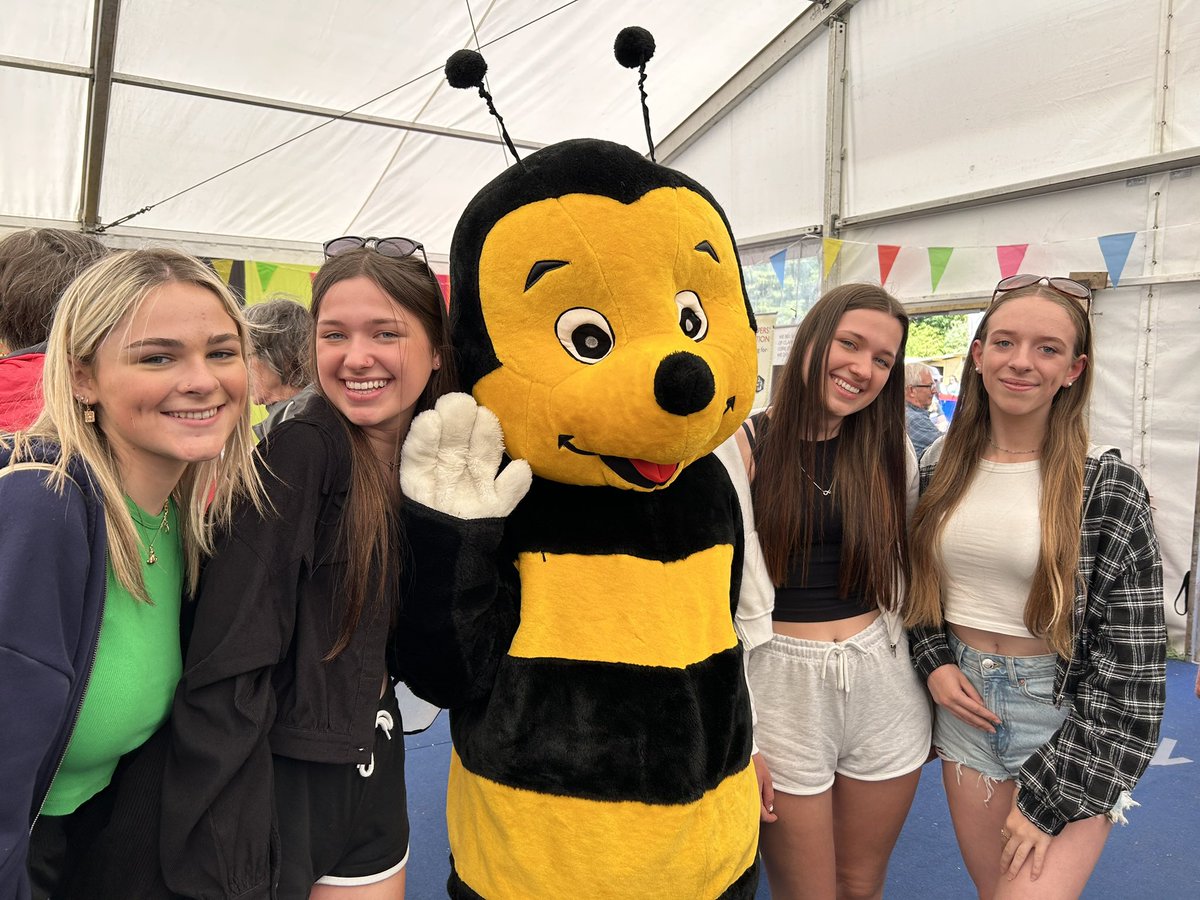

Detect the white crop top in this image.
[940,459,1041,639]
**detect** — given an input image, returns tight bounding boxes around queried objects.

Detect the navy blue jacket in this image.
[0,444,108,900]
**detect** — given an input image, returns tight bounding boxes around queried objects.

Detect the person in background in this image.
[163,240,455,900]
[906,274,1165,898]
[735,284,928,900]
[904,361,941,459]
[244,297,312,440]
[0,229,109,431]
[0,249,261,899]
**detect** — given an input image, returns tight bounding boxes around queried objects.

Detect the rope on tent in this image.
[94,0,582,233]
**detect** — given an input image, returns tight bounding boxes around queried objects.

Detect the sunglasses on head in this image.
[323,235,430,267]
[991,274,1092,313]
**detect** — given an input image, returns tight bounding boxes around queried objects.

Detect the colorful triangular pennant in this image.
[255,262,279,289]
[928,247,954,292]
[1097,232,1136,287]
[877,245,900,286]
[822,238,844,279]
[996,244,1028,280]
[770,249,788,287]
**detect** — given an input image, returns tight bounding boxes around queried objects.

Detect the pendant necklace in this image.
[800,464,832,497]
[143,501,170,565]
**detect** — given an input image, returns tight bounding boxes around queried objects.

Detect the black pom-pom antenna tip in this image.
[445,49,488,90]
[614,26,656,69]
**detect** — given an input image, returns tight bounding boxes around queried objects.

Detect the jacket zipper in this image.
[30,550,108,832]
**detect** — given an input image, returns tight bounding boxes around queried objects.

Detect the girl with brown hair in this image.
[735,283,928,899]
[163,239,455,900]
[906,275,1165,898]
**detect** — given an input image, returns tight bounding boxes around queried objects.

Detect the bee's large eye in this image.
[675,291,708,342]
[555,308,614,364]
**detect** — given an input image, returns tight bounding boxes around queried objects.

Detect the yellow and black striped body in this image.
[446,455,759,898]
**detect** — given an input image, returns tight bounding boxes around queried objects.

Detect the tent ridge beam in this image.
[841,148,1200,230]
[658,0,863,165]
[110,73,546,150]
[0,54,91,77]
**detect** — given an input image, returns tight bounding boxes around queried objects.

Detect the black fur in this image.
[451,646,752,805]
[506,454,742,594]
[445,49,487,89]
[653,351,716,416]
[614,26,656,68]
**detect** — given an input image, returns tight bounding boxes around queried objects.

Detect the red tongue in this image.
[629,458,678,484]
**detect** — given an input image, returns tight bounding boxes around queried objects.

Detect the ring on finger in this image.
[1000,828,1010,844]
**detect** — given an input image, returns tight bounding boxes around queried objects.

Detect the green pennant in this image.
[255,261,279,290]
[928,247,954,293]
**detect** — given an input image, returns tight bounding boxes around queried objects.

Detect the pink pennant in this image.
[877,245,901,286]
[996,244,1029,280]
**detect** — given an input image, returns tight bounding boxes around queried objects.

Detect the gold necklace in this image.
[143,501,170,565]
[987,434,1039,455]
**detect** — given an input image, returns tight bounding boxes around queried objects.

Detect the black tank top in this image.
[747,413,873,622]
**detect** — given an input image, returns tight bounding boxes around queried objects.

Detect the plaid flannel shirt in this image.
[909,448,1166,835]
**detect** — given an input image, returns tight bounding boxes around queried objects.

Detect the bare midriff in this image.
[949,622,1053,657]
[773,608,880,643]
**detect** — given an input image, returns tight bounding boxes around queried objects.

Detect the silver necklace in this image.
[800,464,832,496]
[987,434,1039,455]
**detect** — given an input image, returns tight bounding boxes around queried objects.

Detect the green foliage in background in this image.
[906,314,970,359]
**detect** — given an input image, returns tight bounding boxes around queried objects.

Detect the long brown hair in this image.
[904,286,1092,656]
[753,283,910,609]
[309,250,456,659]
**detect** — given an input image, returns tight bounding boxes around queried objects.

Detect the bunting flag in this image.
[996,244,1028,279]
[1098,232,1136,287]
[928,247,954,292]
[822,238,844,279]
[770,248,788,287]
[255,262,279,290]
[877,244,901,286]
[210,258,234,284]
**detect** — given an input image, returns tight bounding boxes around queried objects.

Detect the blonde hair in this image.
[904,286,1092,656]
[9,248,264,601]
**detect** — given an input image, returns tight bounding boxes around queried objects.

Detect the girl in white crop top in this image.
[905,276,1165,899]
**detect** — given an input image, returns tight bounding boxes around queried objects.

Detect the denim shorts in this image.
[933,632,1070,782]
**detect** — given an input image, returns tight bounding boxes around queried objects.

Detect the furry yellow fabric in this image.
[508,545,738,667]
[448,751,759,899]
[473,187,756,488]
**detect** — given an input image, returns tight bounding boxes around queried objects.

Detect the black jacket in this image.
[162,390,398,899]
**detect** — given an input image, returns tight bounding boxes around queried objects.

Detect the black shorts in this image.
[274,688,410,896]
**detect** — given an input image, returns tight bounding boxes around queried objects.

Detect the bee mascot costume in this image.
[397,29,766,899]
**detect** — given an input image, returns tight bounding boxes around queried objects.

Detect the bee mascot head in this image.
[445,29,757,490]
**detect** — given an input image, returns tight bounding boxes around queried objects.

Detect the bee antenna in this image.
[614,27,657,162]
[445,49,525,169]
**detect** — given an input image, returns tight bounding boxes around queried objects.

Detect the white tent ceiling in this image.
[0,0,809,261]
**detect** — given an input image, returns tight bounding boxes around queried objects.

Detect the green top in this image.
[42,497,183,816]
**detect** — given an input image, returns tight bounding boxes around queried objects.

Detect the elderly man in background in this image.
[903,361,941,459]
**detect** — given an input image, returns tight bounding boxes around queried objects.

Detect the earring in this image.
[1065,382,1073,388]
[975,366,982,373]
[76,395,96,423]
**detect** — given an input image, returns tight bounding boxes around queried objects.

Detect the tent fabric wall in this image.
[673,0,1199,653]
[0,0,804,256]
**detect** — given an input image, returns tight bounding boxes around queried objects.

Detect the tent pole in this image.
[79,0,120,233]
